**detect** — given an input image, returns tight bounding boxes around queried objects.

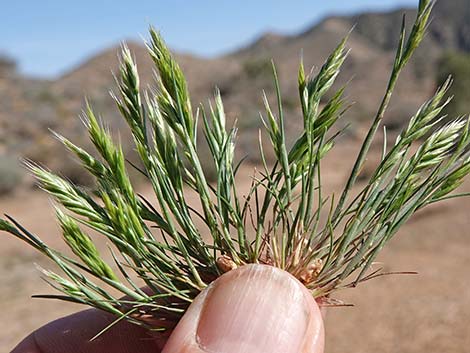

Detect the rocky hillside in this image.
[0,0,469,192]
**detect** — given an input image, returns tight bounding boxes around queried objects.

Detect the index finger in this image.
[11,308,168,353]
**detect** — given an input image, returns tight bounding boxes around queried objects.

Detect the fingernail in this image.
[196,264,310,353]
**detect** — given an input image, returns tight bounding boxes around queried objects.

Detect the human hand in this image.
[12,264,324,353]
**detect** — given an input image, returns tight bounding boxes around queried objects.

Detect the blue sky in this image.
[1,0,418,78]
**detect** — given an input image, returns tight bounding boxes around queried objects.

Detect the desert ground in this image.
[1,143,469,353]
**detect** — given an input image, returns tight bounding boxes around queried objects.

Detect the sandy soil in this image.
[1,143,469,352]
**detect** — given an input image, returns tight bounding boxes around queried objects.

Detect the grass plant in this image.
[1,0,470,331]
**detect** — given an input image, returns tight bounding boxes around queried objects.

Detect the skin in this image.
[12,265,324,353]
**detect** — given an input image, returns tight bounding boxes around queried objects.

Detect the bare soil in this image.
[1,144,469,352]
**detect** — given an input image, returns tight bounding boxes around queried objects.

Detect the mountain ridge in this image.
[0,0,468,190]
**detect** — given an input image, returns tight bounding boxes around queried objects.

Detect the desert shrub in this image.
[0,155,23,195]
[436,51,470,118]
[242,57,272,80]
[0,54,16,76]
[282,95,298,111]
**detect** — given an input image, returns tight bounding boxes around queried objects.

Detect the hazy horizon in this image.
[2,0,417,79]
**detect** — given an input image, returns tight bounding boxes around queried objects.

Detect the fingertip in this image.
[162,264,324,353]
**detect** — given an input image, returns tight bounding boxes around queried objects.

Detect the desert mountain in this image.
[0,0,469,189]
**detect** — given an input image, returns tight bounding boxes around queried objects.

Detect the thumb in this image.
[162,264,324,353]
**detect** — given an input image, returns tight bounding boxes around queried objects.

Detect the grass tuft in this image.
[2,0,469,329]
